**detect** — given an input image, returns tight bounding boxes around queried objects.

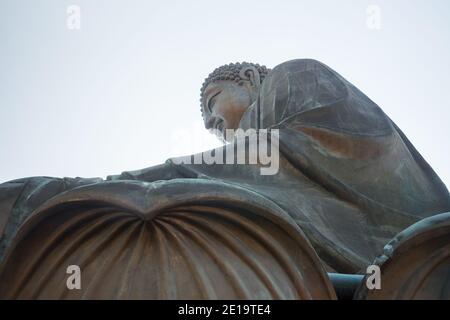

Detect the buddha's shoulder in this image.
[261,59,332,92]
[271,58,331,76]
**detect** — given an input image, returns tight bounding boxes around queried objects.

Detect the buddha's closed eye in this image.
[207,91,221,113]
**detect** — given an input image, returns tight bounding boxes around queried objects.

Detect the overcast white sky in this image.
[0,0,449,188]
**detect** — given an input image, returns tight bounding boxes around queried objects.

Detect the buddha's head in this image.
[200,62,270,141]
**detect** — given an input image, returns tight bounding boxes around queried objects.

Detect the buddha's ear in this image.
[239,66,261,89]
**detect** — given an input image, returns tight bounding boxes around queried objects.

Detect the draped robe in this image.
[115,59,450,272]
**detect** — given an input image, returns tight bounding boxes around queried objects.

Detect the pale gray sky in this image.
[1,0,449,188]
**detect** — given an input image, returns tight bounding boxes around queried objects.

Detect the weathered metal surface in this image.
[355,212,450,299]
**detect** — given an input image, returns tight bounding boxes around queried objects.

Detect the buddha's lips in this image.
[215,119,224,131]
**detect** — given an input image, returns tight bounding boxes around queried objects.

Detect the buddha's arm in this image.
[106,160,199,182]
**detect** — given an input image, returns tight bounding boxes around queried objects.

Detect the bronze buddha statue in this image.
[0,59,449,299]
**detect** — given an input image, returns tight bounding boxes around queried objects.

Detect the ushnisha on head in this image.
[200,62,270,141]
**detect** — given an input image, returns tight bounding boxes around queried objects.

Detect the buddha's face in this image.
[202,80,256,140]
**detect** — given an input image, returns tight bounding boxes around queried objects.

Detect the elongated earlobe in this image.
[239,66,261,90]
